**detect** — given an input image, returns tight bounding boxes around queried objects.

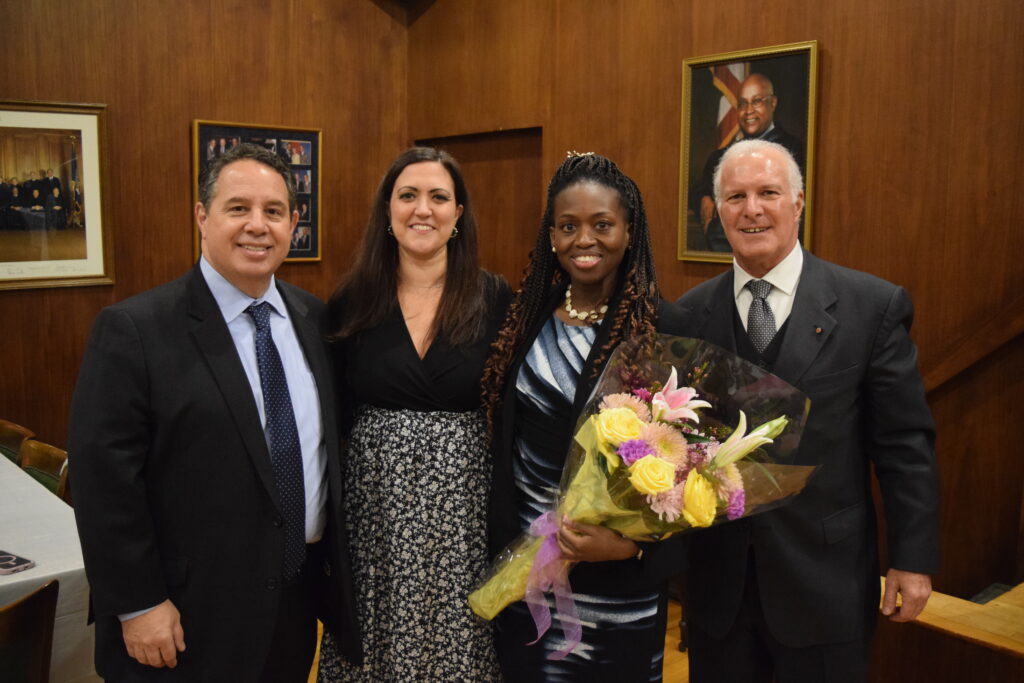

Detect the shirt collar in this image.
[732,242,803,300]
[751,122,776,140]
[199,256,286,323]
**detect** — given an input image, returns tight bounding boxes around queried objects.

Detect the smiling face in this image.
[196,159,298,298]
[387,161,463,261]
[717,147,803,277]
[737,75,777,138]
[549,181,630,300]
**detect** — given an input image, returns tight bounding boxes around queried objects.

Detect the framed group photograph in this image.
[677,40,818,263]
[192,120,322,262]
[0,100,113,290]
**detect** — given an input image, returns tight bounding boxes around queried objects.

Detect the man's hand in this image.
[882,569,932,622]
[556,517,638,563]
[122,599,186,668]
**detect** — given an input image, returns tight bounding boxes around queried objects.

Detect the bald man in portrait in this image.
[691,73,806,251]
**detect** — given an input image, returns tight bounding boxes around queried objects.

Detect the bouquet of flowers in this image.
[469,334,815,658]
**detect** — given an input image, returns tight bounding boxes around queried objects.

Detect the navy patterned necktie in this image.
[245,301,306,578]
[746,279,777,354]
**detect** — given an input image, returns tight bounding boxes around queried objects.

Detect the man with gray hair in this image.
[677,140,938,681]
[70,143,361,680]
[691,73,806,251]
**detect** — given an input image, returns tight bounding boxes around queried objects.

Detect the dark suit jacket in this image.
[68,265,362,681]
[488,288,690,593]
[675,250,939,647]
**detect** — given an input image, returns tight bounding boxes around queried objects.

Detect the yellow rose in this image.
[682,469,717,528]
[628,455,676,495]
[594,407,645,447]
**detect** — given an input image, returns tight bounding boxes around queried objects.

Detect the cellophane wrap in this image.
[469,334,814,656]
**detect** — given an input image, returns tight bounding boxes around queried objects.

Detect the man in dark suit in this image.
[691,73,806,251]
[69,143,361,681]
[44,168,62,195]
[677,139,938,682]
[0,176,11,210]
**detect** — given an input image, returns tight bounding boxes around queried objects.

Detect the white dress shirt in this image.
[200,256,327,543]
[732,242,803,330]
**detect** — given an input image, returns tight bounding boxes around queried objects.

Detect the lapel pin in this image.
[815,326,823,334]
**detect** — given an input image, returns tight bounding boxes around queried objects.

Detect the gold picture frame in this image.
[678,41,819,263]
[0,100,114,290]
[192,120,322,263]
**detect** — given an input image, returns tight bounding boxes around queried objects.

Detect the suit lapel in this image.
[279,283,343,499]
[697,271,739,351]
[186,267,282,513]
[773,251,837,385]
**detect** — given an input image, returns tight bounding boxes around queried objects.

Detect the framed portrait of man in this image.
[678,41,818,263]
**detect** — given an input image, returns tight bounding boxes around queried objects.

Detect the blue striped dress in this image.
[496,316,666,682]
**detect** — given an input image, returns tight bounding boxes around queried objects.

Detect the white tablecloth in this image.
[0,456,99,682]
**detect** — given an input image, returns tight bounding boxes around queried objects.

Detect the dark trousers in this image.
[258,542,324,683]
[688,554,870,683]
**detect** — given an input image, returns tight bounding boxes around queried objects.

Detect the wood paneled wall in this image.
[416,128,544,287]
[406,0,1024,603]
[0,130,69,186]
[2,0,1022,647]
[0,0,407,447]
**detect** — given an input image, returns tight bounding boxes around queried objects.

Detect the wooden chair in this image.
[0,418,34,464]
[19,439,69,502]
[0,579,60,683]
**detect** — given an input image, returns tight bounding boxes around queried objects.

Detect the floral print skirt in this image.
[317,405,501,682]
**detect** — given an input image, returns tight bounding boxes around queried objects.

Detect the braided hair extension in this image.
[482,153,661,430]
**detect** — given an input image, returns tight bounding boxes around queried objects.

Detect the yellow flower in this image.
[594,407,645,448]
[682,469,717,527]
[628,455,677,495]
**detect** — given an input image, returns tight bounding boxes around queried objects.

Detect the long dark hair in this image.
[481,153,661,429]
[328,146,488,346]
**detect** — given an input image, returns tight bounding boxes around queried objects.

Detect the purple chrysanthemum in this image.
[632,388,653,402]
[687,441,712,468]
[617,439,655,466]
[726,488,746,520]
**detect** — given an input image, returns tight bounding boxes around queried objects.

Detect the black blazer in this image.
[68,266,362,681]
[675,250,939,647]
[488,287,690,594]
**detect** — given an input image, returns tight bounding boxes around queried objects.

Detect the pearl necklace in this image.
[564,284,608,323]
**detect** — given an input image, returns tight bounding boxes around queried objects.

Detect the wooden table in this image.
[0,456,99,682]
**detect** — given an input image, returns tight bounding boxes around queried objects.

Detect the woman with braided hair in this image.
[482,152,689,681]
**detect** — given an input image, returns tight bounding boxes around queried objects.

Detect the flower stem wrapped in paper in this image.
[469,334,815,658]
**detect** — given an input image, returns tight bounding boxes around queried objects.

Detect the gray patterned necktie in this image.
[245,301,306,578]
[746,279,777,354]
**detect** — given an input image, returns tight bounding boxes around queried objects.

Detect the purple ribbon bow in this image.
[523,512,583,660]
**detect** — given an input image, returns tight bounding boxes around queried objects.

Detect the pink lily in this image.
[651,367,711,423]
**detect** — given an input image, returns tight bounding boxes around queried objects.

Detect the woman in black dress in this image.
[317,147,508,681]
[482,152,688,682]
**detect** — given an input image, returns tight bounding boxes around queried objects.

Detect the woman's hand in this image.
[556,516,639,563]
